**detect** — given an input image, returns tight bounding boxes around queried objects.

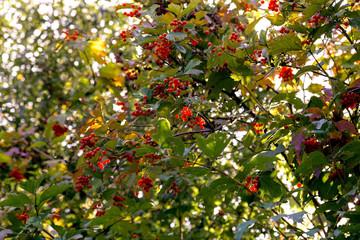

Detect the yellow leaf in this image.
[100,63,124,87]
[86,38,107,64]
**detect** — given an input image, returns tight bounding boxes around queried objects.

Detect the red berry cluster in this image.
[279,27,290,34]
[143,134,158,147]
[252,122,264,133]
[303,138,322,153]
[234,22,245,32]
[189,37,202,47]
[245,176,260,193]
[79,133,98,150]
[150,77,189,99]
[279,66,294,82]
[96,155,110,170]
[329,169,344,181]
[121,152,135,163]
[229,32,243,43]
[143,153,162,166]
[16,213,29,224]
[267,0,279,12]
[52,123,68,137]
[10,168,25,182]
[250,50,267,65]
[116,101,127,111]
[342,92,360,109]
[170,18,188,32]
[125,69,138,80]
[176,107,192,121]
[307,13,325,27]
[155,34,172,60]
[138,176,153,192]
[113,195,126,207]
[62,29,80,41]
[190,117,206,129]
[166,181,181,197]
[131,97,155,117]
[75,175,92,192]
[122,4,142,18]
[301,38,313,45]
[91,203,106,216]
[120,30,132,43]
[84,146,100,160]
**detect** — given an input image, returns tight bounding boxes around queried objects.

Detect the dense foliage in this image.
[1,0,360,239]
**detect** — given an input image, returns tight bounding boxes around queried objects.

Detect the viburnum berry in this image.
[279,67,294,82]
[341,92,360,109]
[268,0,279,12]
[52,123,68,137]
[138,176,153,192]
[303,138,322,153]
[10,168,25,182]
[329,169,344,181]
[245,176,260,193]
[75,175,92,192]
[16,213,29,224]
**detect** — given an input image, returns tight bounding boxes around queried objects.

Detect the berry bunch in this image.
[303,138,322,153]
[16,213,29,224]
[138,176,153,192]
[155,34,172,60]
[116,101,127,111]
[342,92,360,109]
[267,0,279,12]
[245,176,260,193]
[79,133,98,150]
[279,27,290,35]
[279,66,294,82]
[91,203,106,216]
[143,153,162,165]
[121,152,135,163]
[52,123,68,137]
[113,195,126,207]
[131,98,155,117]
[329,169,344,181]
[143,134,158,147]
[229,32,243,43]
[166,181,181,197]
[307,13,325,27]
[170,18,187,32]
[301,38,313,46]
[122,4,142,18]
[75,175,92,192]
[10,168,25,182]
[250,50,267,65]
[252,122,264,134]
[150,77,189,99]
[62,30,80,41]
[120,30,132,43]
[176,107,192,121]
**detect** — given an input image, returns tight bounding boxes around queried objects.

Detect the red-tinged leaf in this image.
[291,128,305,164]
[348,78,360,91]
[306,107,323,121]
[334,120,356,134]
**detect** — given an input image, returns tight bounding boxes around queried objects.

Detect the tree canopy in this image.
[1,0,360,239]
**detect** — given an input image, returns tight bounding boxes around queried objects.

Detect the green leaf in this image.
[266,15,285,26]
[166,32,187,41]
[294,65,320,79]
[242,155,278,177]
[195,132,231,160]
[19,173,48,195]
[89,206,123,227]
[184,59,202,75]
[139,87,153,99]
[0,193,31,207]
[135,145,159,157]
[28,141,47,149]
[206,71,236,99]
[271,92,303,109]
[295,151,327,175]
[336,140,360,168]
[40,184,71,203]
[271,211,305,223]
[0,153,11,163]
[180,167,211,176]
[179,0,201,19]
[259,173,283,200]
[152,119,172,145]
[268,33,303,55]
[242,131,255,148]
[235,220,257,240]
[162,136,185,155]
[245,18,262,35]
[167,3,181,17]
